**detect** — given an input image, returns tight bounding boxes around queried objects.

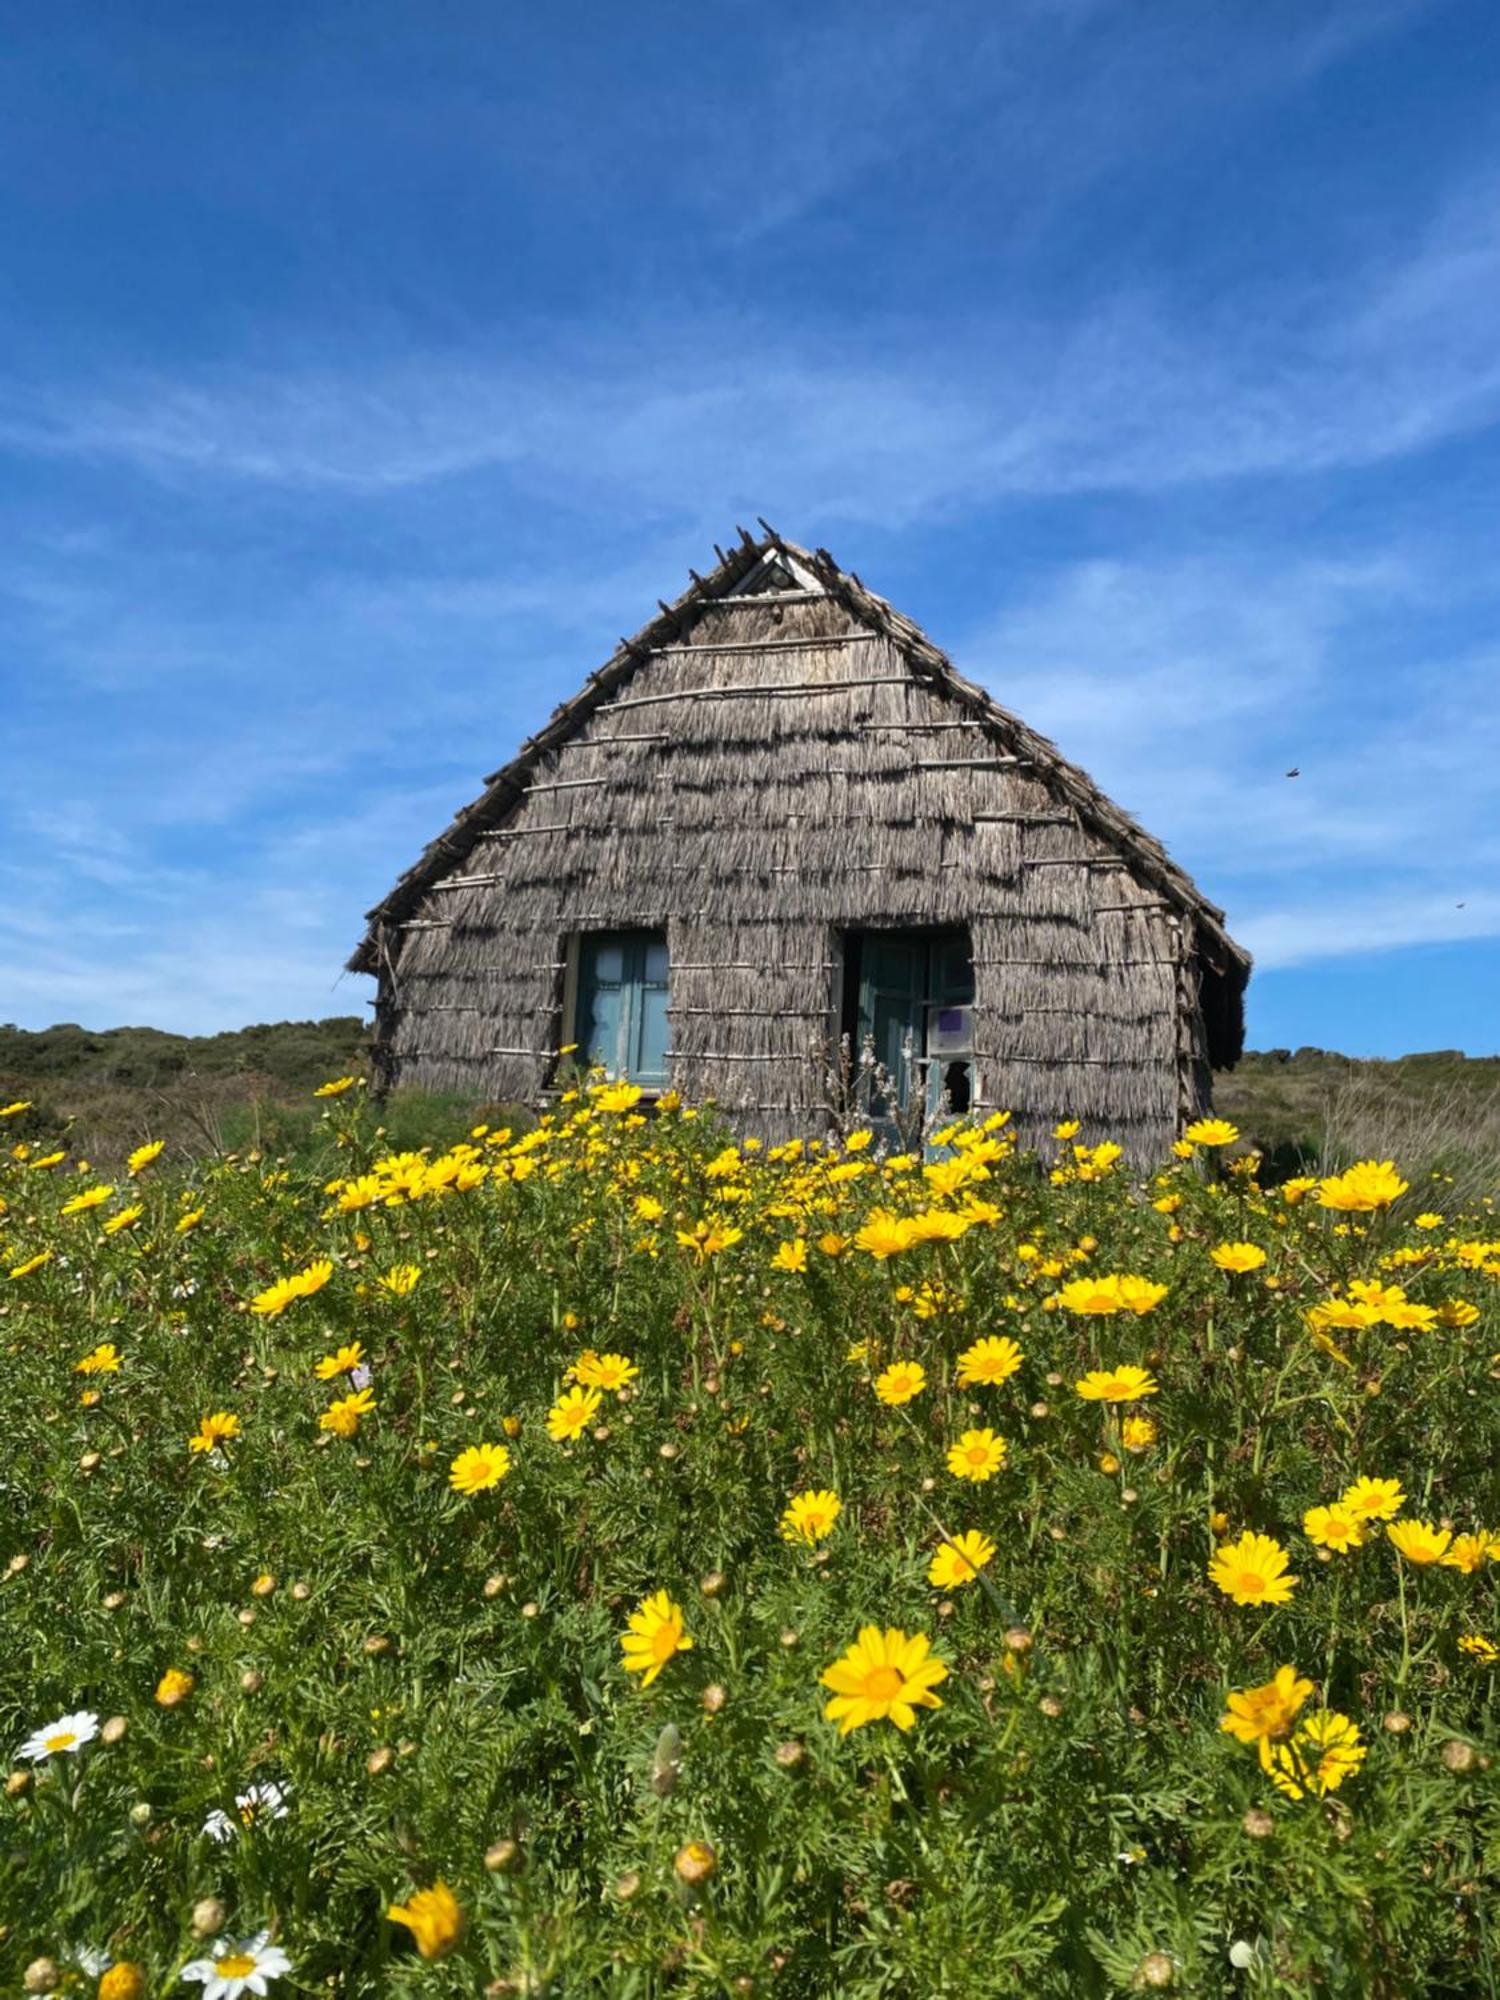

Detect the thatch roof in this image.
[350,526,1249,1064]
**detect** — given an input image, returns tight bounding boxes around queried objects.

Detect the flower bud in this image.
[22,1959,59,1994]
[616,1870,642,1901]
[700,1683,727,1715]
[651,1722,683,1797]
[190,1897,226,1938]
[1442,1738,1478,1774]
[674,1840,718,1888]
[699,1570,727,1599]
[1383,1711,1411,1734]
[366,1746,394,1776]
[1133,1952,1174,1989]
[101,1715,128,1745]
[6,1769,32,1797]
[1241,1808,1274,1839]
[774,1740,805,1772]
[485,1837,522,1874]
[240,1669,264,1693]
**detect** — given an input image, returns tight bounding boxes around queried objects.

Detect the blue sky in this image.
[4,0,1498,1056]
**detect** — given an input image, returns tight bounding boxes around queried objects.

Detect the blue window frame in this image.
[575,930,670,1086]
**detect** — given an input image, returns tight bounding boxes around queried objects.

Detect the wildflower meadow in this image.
[2,1082,1497,1996]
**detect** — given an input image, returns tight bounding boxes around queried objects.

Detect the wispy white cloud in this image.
[4,159,1496,521]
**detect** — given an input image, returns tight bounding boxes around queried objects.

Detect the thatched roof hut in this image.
[350,527,1249,1155]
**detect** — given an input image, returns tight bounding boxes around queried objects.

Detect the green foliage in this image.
[0,1094,1496,1996]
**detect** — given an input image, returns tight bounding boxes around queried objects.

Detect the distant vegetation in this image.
[3,1018,1497,1186]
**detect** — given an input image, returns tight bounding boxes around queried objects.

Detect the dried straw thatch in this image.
[350,527,1249,1155]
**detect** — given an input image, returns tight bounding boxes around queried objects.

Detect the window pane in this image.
[590,941,625,986]
[642,938,669,985]
[635,983,670,1082]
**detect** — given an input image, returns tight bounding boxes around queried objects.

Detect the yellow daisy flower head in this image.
[1316,1159,1408,1213]
[1220,1665,1314,1746]
[853,1211,916,1260]
[1442,1532,1493,1575]
[314,1076,358,1098]
[820,1626,947,1735]
[320,1387,376,1438]
[1183,1118,1239,1147]
[1052,1119,1081,1140]
[386,1879,465,1958]
[102,1204,144,1237]
[61,1184,114,1215]
[546,1385,603,1440]
[154,1667,195,1708]
[620,1590,693,1687]
[188,1411,241,1454]
[377,1263,422,1295]
[74,1343,122,1375]
[1436,1299,1480,1328]
[175,1207,205,1234]
[127,1140,165,1176]
[593,1082,644,1114]
[1075,1365,1159,1403]
[769,1237,809,1273]
[448,1442,512,1494]
[780,1489,842,1544]
[1121,1414,1158,1452]
[1117,1276,1169,1315]
[1265,1710,1366,1800]
[955,1335,1023,1387]
[315,1341,365,1381]
[1341,1476,1406,1521]
[1303,1504,1365,1553]
[1459,1634,1500,1664]
[8,1249,53,1281]
[1210,1241,1267,1273]
[874,1360,927,1406]
[249,1257,333,1318]
[1054,1275,1124,1316]
[1208,1530,1298,1607]
[927,1528,996,1591]
[574,1351,638,1393]
[946,1428,1008,1482]
[1387,1519,1452,1566]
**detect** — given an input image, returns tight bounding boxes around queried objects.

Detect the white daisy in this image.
[19,1710,100,1761]
[202,1780,290,1842]
[181,1932,292,1999]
